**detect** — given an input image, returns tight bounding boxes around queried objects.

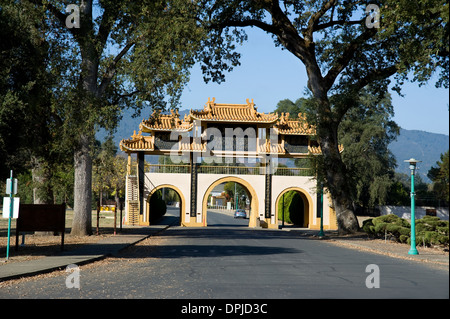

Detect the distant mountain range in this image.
[100,110,449,184]
[388,128,449,183]
[99,108,190,149]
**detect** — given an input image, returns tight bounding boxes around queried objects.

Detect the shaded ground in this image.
[0,209,120,264]
[1,210,448,270]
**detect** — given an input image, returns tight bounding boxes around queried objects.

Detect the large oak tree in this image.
[194,0,448,233]
[23,0,205,235]
[6,1,448,235]
[0,2,65,205]
[275,90,400,211]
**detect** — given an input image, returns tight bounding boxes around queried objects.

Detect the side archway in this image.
[146,184,185,226]
[201,177,259,227]
[275,187,313,228]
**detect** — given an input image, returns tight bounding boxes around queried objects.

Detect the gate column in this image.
[190,153,198,220]
[264,160,272,221]
[138,151,145,221]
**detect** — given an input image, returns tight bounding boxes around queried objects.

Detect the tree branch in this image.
[98,40,137,96]
[25,0,80,40]
[313,18,363,32]
[46,3,69,26]
[333,65,398,120]
[96,6,117,54]
[323,27,377,91]
[111,90,141,105]
[265,1,332,96]
[350,65,398,92]
[213,18,278,35]
[305,0,337,40]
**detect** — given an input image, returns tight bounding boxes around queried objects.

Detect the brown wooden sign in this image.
[15,204,66,251]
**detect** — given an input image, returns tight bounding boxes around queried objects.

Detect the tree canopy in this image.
[428,150,450,202]
[2,1,448,235]
[194,0,448,233]
[274,90,399,210]
[12,0,208,235]
[0,3,54,177]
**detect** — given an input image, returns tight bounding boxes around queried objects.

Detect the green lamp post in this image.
[404,158,421,255]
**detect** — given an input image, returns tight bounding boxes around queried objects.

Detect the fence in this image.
[145,164,190,174]
[378,205,449,220]
[144,164,313,176]
[207,204,230,210]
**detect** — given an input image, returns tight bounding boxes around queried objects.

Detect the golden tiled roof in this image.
[308,144,344,155]
[120,99,336,155]
[179,138,206,152]
[274,113,316,135]
[120,130,154,151]
[189,98,279,123]
[258,140,286,154]
[140,109,193,133]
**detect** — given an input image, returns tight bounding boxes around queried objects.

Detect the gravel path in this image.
[320,233,449,270]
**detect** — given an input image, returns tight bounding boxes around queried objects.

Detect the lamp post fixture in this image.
[404,158,421,255]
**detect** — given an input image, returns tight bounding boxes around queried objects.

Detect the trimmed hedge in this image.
[416,216,449,247]
[149,190,167,223]
[362,215,449,247]
[277,190,304,225]
[277,191,296,224]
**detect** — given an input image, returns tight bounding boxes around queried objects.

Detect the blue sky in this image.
[179,28,449,136]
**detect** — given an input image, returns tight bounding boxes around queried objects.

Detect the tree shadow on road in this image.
[119,243,302,259]
[116,227,304,259]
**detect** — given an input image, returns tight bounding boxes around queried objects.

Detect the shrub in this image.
[362,218,375,234]
[278,191,295,224]
[277,191,305,225]
[399,235,409,243]
[364,214,411,241]
[415,216,449,247]
[149,190,167,222]
[362,214,449,248]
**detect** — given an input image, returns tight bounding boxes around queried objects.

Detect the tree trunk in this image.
[318,118,360,234]
[31,156,55,236]
[264,5,362,234]
[70,26,98,236]
[31,156,54,204]
[32,159,45,205]
[333,200,360,234]
[100,186,103,208]
[71,133,93,236]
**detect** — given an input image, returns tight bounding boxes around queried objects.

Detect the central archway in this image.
[202,177,259,227]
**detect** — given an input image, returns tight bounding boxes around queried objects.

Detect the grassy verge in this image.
[0,208,121,263]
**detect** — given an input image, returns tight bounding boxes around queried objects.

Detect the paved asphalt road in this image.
[1,208,448,300]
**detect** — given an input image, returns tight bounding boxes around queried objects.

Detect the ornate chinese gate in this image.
[120,98,338,230]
